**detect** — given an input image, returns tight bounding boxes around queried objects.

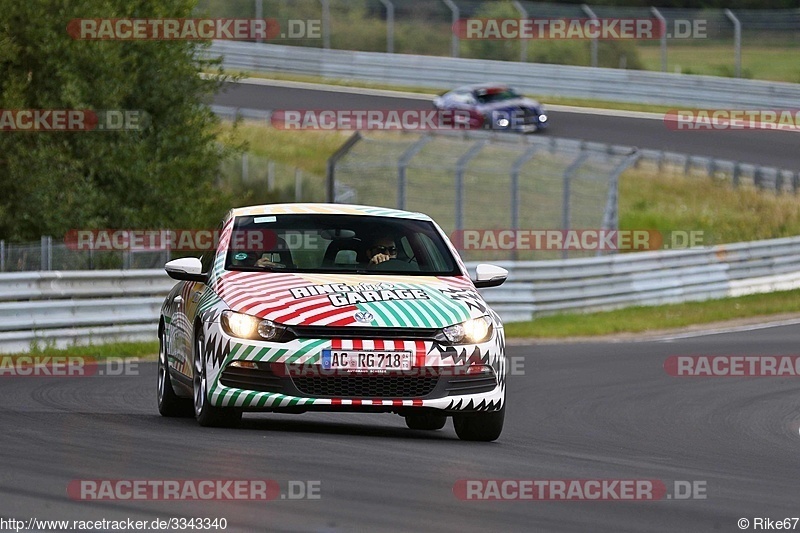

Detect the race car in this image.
[157,203,509,441]
[433,83,548,133]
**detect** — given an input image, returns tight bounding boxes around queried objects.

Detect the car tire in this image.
[193,330,242,428]
[453,406,505,442]
[157,326,193,417]
[405,413,447,431]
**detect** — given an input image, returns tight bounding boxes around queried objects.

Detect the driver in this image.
[366,236,398,265]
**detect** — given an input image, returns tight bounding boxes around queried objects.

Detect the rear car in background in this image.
[433,83,548,133]
[158,204,509,441]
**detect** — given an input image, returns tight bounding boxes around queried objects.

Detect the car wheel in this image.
[453,406,505,442]
[193,330,242,428]
[405,413,447,431]
[157,326,193,417]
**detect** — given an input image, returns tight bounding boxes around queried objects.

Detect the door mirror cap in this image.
[165,257,207,283]
[473,264,508,288]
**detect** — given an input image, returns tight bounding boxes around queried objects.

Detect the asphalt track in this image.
[213,81,800,169]
[2,324,800,532]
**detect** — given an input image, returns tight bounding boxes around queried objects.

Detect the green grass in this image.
[504,289,800,338]
[638,44,800,83]
[619,170,800,246]
[16,341,159,360]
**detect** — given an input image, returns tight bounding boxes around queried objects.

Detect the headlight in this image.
[496,117,510,127]
[221,310,285,341]
[538,114,548,122]
[440,316,493,344]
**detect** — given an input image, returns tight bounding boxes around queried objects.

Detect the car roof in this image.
[452,83,511,93]
[229,203,432,221]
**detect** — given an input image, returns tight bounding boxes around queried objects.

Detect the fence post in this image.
[267,160,275,191]
[581,4,598,68]
[295,168,303,201]
[326,132,362,202]
[397,135,433,210]
[732,162,741,188]
[442,0,459,58]
[40,236,51,271]
[512,1,528,62]
[510,145,540,259]
[455,140,488,233]
[600,151,639,256]
[242,152,249,183]
[0,239,4,272]
[378,0,394,53]
[724,9,741,78]
[254,0,263,44]
[562,153,589,259]
[651,7,667,72]
[320,0,331,49]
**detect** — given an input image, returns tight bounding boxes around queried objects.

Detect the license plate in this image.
[321,350,412,371]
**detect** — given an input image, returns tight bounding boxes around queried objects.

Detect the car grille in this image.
[219,366,285,393]
[292,375,439,398]
[445,373,497,395]
[286,325,440,340]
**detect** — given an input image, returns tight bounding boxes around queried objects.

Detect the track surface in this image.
[2,325,800,532]
[213,82,800,169]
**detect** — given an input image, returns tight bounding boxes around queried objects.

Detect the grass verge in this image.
[7,341,160,360]
[638,44,800,83]
[504,290,800,339]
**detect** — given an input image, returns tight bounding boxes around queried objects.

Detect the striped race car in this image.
[158,204,509,441]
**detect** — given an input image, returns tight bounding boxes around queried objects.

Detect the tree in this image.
[0,0,236,241]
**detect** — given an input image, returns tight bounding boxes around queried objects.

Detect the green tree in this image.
[0,0,236,241]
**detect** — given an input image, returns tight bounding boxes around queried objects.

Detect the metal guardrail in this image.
[478,237,800,322]
[3,235,800,352]
[0,271,173,353]
[206,40,800,108]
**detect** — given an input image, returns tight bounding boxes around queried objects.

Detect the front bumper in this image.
[202,324,506,414]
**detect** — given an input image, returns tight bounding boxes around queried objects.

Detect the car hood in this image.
[477,97,542,112]
[214,272,486,328]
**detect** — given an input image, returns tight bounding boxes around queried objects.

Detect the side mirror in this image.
[473,264,508,289]
[165,257,207,283]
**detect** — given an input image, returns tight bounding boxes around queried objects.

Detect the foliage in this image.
[0,0,238,241]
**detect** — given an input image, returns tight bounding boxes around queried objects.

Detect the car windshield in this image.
[474,87,521,104]
[225,214,461,276]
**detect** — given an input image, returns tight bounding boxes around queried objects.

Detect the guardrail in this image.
[0,270,173,353]
[207,40,800,108]
[3,235,800,352]
[480,237,800,322]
